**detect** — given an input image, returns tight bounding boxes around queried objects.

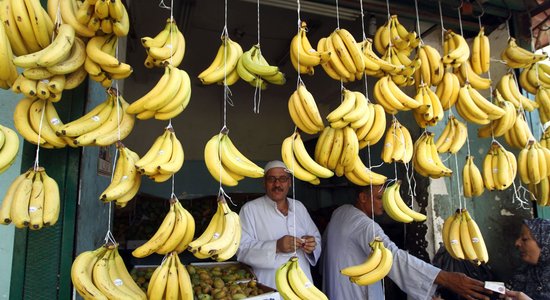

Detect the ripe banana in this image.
[276,257,328,300]
[435,115,467,154]
[239,44,285,87]
[349,239,393,285]
[134,126,184,181]
[199,35,243,84]
[381,118,413,163]
[482,142,517,190]
[382,180,426,223]
[463,155,485,198]
[219,132,264,179]
[289,21,330,73]
[501,37,548,69]
[413,132,452,178]
[0,124,20,173]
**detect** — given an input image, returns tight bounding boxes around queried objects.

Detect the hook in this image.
[472,0,485,19]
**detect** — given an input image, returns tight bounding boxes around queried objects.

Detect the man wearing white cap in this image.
[237,160,322,289]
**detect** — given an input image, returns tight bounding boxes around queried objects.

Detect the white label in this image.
[385,143,392,148]
[472,237,480,243]
[113,279,123,286]
[121,175,128,181]
[50,118,60,126]
[450,239,459,244]
[158,150,165,156]
[304,281,313,288]
[492,167,498,174]
[484,281,505,294]
[212,232,220,240]
[92,116,100,122]
[29,206,37,212]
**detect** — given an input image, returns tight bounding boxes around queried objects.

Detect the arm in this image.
[500,290,532,300]
[435,271,492,300]
[298,204,322,266]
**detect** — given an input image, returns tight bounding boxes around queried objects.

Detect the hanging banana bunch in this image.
[0,124,20,173]
[442,209,488,265]
[442,29,470,67]
[382,180,426,223]
[288,84,324,134]
[99,143,141,208]
[237,44,285,88]
[477,95,517,138]
[355,102,387,149]
[414,44,444,87]
[85,34,133,85]
[199,35,242,85]
[463,156,485,198]
[142,19,185,68]
[503,111,535,150]
[411,83,444,128]
[57,0,130,37]
[501,37,548,69]
[0,17,19,88]
[290,21,331,75]
[455,83,505,125]
[374,75,421,115]
[145,252,193,300]
[0,167,60,229]
[187,197,241,261]
[413,132,452,178]
[275,257,329,299]
[469,27,490,75]
[380,118,413,164]
[435,115,468,154]
[482,142,517,191]
[339,238,393,286]
[496,72,538,111]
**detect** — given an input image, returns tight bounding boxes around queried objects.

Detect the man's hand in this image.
[300,235,316,254]
[276,235,304,253]
[435,271,492,300]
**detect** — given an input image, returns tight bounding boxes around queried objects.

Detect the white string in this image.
[253,0,262,114]
[33,100,47,171]
[414,0,422,44]
[366,145,376,238]
[289,131,298,256]
[335,0,340,29]
[295,1,302,87]
[438,1,445,46]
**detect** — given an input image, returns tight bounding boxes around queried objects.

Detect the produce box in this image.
[129,265,157,292]
[189,261,280,300]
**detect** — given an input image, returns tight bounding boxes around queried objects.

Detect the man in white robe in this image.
[237,160,322,289]
[322,184,492,300]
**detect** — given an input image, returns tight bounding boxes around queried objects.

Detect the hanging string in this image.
[295,1,302,87]
[366,144,376,238]
[357,0,371,99]
[438,1,445,46]
[414,0,422,45]
[335,0,340,29]
[290,130,298,256]
[252,0,262,114]
[32,100,46,171]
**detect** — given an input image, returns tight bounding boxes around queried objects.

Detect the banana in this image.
[287,257,328,300]
[327,89,357,123]
[447,210,465,260]
[126,66,172,114]
[199,200,240,256]
[288,90,319,135]
[240,44,279,76]
[188,200,224,254]
[463,156,485,198]
[10,169,35,228]
[71,246,109,300]
[86,34,121,67]
[282,133,318,183]
[459,210,478,263]
[463,209,488,263]
[340,242,383,277]
[100,143,140,202]
[289,21,329,70]
[275,260,302,300]
[156,129,184,176]
[392,180,426,222]
[413,132,452,178]
[442,29,470,66]
[41,169,60,226]
[0,0,30,56]
[10,0,41,52]
[455,60,491,90]
[204,133,239,186]
[132,203,177,258]
[292,131,333,178]
[502,37,547,68]
[0,170,31,224]
[219,133,263,178]
[0,125,20,172]
[296,84,324,129]
[436,71,460,110]
[350,241,393,286]
[57,93,114,137]
[13,97,47,146]
[93,248,135,299]
[382,181,414,223]
[199,36,242,84]
[0,18,18,84]
[28,99,67,148]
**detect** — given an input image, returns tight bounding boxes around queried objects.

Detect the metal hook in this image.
[471,0,485,19]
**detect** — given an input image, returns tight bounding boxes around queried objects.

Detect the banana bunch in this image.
[146,252,193,300]
[518,64,541,95]
[312,125,359,177]
[358,37,405,77]
[496,72,538,111]
[199,36,242,85]
[455,61,492,90]
[442,29,470,67]
[414,44,443,87]
[126,65,191,120]
[518,141,550,185]
[340,238,393,286]
[503,112,535,149]
[0,167,60,229]
[316,31,363,83]
[374,15,419,55]
[0,0,54,55]
[134,127,185,183]
[435,71,460,111]
[142,19,185,68]
[188,198,241,261]
[237,44,286,88]
[381,47,419,86]
[343,156,388,186]
[540,125,550,148]
[382,180,426,223]
[536,86,550,124]
[99,143,141,207]
[482,142,517,191]
[85,34,133,85]
[0,18,18,88]
[442,209,488,264]
[477,96,517,138]
[326,90,370,129]
[281,131,334,185]
[71,244,146,300]
[527,176,550,206]
[132,198,195,258]
[374,75,420,115]
[355,102,386,149]
[61,0,129,37]
[455,83,506,125]
[413,132,452,178]
[13,24,74,68]
[13,97,71,148]
[470,27,490,75]
[411,83,444,127]
[204,132,264,186]
[381,118,413,164]
[288,84,324,134]
[289,21,331,75]
[435,116,468,154]
[501,37,548,69]
[0,124,20,173]
[463,156,485,198]
[55,89,135,147]
[275,256,328,300]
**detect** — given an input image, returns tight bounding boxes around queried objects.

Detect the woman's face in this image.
[514,224,541,265]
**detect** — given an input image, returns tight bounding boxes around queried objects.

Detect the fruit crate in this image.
[189,261,280,300]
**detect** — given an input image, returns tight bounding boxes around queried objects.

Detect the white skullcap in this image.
[264,160,290,173]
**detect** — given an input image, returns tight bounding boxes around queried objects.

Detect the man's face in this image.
[363,185,385,216]
[264,168,291,202]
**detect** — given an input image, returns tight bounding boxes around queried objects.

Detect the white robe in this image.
[322,204,441,300]
[237,195,322,289]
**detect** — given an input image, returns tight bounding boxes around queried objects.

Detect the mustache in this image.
[271,187,285,192]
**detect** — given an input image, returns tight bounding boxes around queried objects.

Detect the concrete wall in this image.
[0,89,23,299]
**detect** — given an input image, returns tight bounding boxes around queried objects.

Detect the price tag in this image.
[484,281,505,294]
